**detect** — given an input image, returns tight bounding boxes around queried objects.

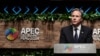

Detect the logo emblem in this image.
[5,28,18,41]
[64,45,73,53]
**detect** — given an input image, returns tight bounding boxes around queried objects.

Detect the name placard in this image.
[54,44,96,53]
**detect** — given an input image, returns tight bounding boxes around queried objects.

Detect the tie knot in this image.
[74,28,77,31]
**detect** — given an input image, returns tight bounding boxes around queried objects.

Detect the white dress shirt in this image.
[73,24,81,38]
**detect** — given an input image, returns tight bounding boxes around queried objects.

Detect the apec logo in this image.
[20,28,40,40]
[92,28,100,40]
[5,28,18,41]
[64,45,73,53]
[5,27,41,41]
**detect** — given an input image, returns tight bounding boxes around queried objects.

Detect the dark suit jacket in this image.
[59,25,93,43]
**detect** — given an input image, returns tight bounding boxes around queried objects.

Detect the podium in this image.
[54,44,96,56]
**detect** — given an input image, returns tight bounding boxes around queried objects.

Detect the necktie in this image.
[74,28,78,43]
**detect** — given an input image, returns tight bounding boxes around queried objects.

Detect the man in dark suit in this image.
[59,8,93,43]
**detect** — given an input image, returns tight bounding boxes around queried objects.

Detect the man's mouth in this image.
[73,21,77,23]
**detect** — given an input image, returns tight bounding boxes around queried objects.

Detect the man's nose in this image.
[73,17,76,20]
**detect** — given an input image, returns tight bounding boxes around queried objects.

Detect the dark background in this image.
[0,0,100,14]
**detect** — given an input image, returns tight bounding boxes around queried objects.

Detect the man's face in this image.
[70,11,83,26]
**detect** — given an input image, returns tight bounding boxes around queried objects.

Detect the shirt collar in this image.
[73,24,81,30]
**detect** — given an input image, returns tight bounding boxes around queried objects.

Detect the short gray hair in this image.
[71,8,84,17]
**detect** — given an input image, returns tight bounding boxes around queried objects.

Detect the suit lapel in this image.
[68,25,75,43]
[78,25,85,42]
